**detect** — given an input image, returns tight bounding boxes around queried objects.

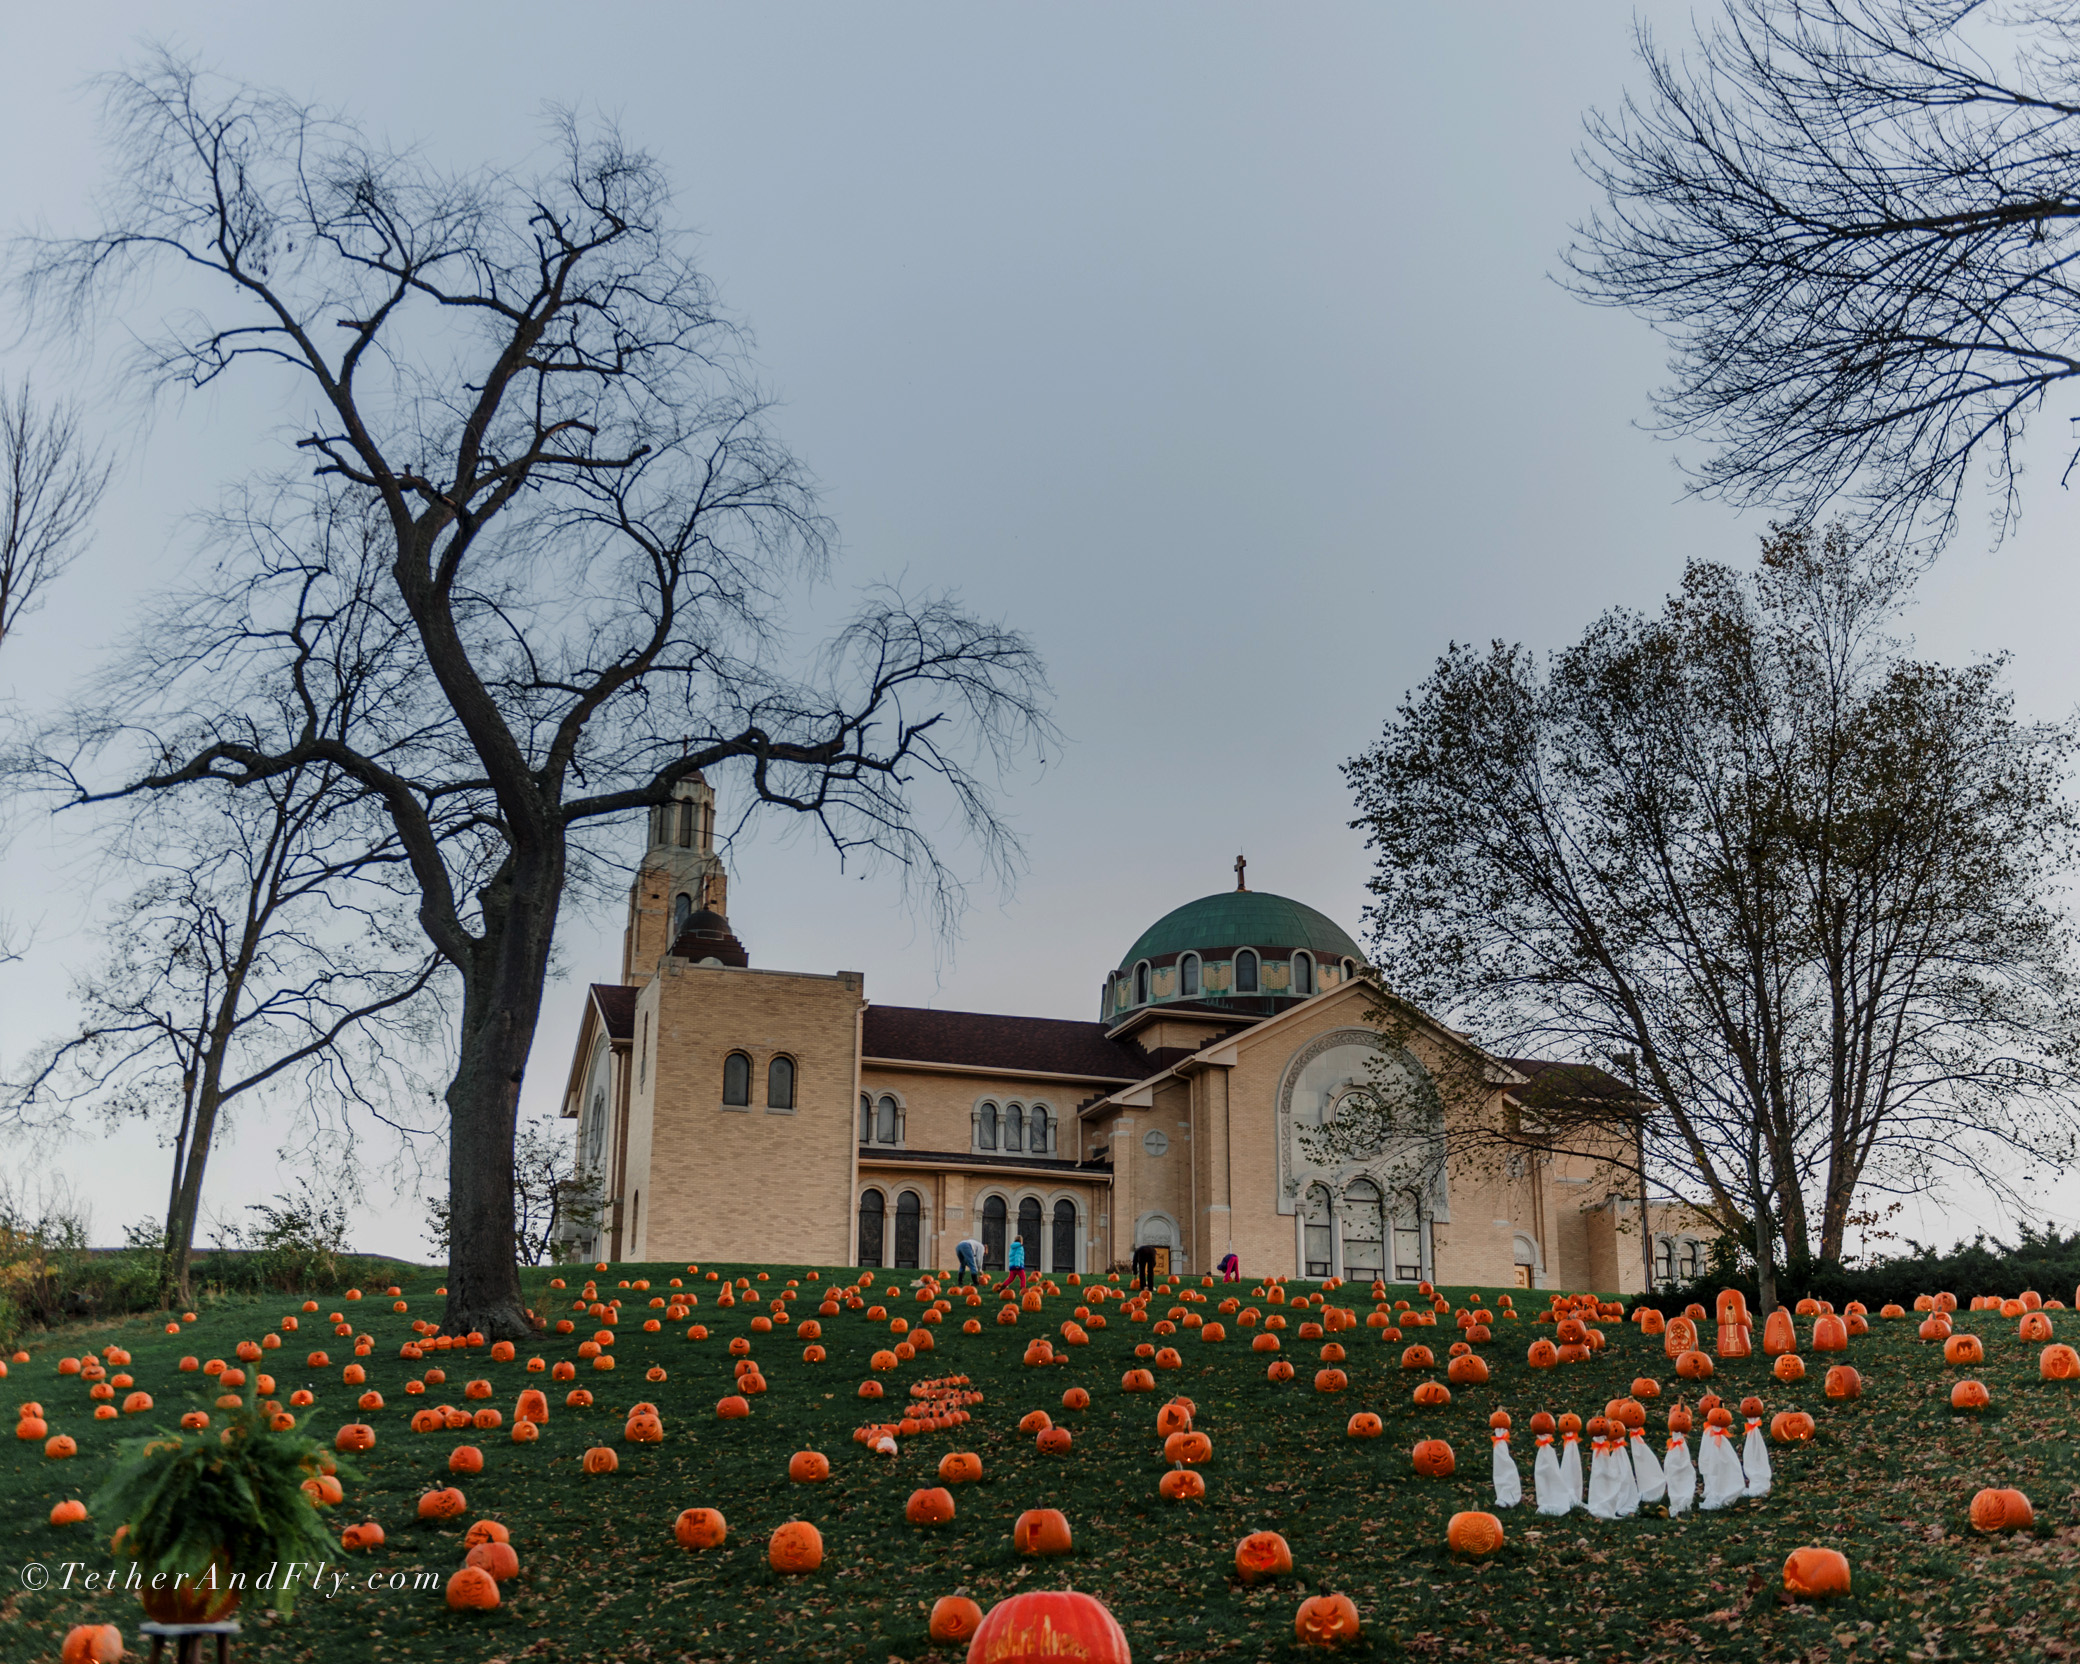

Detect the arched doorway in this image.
[856,1188,885,1268]
[1341,1179,1384,1279]
[894,1190,922,1269]
[1016,1197,1043,1268]
[1050,1198,1077,1273]
[1301,1183,1334,1279]
[981,1195,1008,1270]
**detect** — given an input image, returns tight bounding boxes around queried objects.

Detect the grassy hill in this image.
[6,1263,2077,1662]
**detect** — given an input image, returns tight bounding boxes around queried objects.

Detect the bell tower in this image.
[621,772,730,983]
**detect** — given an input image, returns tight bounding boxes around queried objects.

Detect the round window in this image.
[1142,1129,1170,1156]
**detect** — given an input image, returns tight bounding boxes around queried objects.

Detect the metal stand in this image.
[139,1621,240,1664]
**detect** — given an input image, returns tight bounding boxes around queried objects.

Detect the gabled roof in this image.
[1502,1058,1649,1109]
[589,983,638,1042]
[862,1006,1148,1083]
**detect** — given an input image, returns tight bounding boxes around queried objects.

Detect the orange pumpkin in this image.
[1782,1547,1851,1598]
[1446,1510,1504,1557]
[1950,1379,1991,1409]
[716,1395,750,1419]
[1163,1430,1213,1465]
[1160,1467,1208,1500]
[1347,1412,1383,1439]
[581,1446,619,1474]
[967,1592,1129,1663]
[1770,1410,1816,1442]
[1013,1508,1074,1556]
[444,1566,500,1610]
[1062,1386,1090,1411]
[2041,1343,2080,1380]
[674,1507,727,1549]
[1412,1438,1455,1478]
[1968,1487,2034,1533]
[768,1519,823,1573]
[1294,1592,1362,1648]
[463,1520,509,1548]
[1675,1349,1714,1379]
[906,1486,956,1524]
[1121,1368,1156,1392]
[1762,1309,1796,1355]
[417,1487,467,1519]
[2020,1312,2054,1342]
[1811,1315,1848,1352]
[1824,1365,1862,1399]
[939,1450,984,1483]
[49,1499,88,1526]
[1944,1333,1985,1365]
[1446,1353,1489,1385]
[1526,1339,1559,1369]
[448,1445,484,1474]
[465,1540,519,1582]
[341,1522,385,1551]
[788,1450,830,1483]
[1235,1529,1293,1583]
[1773,1353,1807,1383]
[60,1626,125,1664]
[929,1596,985,1644]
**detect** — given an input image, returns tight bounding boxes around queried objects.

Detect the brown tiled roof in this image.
[589,983,638,1041]
[863,1006,1149,1082]
[1503,1058,1648,1107]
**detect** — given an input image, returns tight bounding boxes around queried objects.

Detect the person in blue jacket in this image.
[1006,1233,1027,1291]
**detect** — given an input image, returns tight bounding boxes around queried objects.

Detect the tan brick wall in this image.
[858,1064,1095,1161]
[626,963,863,1265]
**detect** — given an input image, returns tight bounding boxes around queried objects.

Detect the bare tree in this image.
[1345,524,2080,1303]
[10,743,445,1304]
[0,382,110,963]
[15,55,1053,1337]
[0,382,108,658]
[1568,0,2080,542]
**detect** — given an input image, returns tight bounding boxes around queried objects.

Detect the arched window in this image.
[875,1095,899,1145]
[1134,961,1151,1005]
[1017,1197,1044,1266]
[859,1094,872,1142]
[1341,1178,1383,1278]
[1678,1238,1701,1280]
[894,1191,922,1269]
[857,1189,885,1267]
[981,1195,1008,1269]
[1302,1183,1333,1279]
[766,1055,795,1110]
[1342,958,1358,983]
[1391,1191,1424,1282]
[1179,952,1200,998]
[1652,1236,1673,1284]
[1051,1198,1077,1272]
[1235,949,1259,993]
[1004,1103,1025,1153]
[721,1051,751,1106]
[1292,952,1314,996]
[672,892,693,937]
[1029,1107,1051,1155]
[977,1102,998,1150]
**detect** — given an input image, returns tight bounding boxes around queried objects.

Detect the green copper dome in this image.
[1117,891,1363,970]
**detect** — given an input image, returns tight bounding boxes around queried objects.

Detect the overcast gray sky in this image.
[4,5,2076,1259]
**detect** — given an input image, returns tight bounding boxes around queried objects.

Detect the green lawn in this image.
[6,1265,2078,1662]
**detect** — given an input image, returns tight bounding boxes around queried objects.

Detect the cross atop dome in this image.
[1234,852,1247,892]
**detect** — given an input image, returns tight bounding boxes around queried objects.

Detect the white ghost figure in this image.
[1662,1432,1696,1517]
[1629,1428,1667,1505]
[1533,1432,1571,1516]
[1491,1429,1522,1508]
[1560,1428,1584,1507]
[1699,1418,1745,1510]
[1741,1415,1772,1498]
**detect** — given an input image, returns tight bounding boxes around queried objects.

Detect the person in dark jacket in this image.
[1132,1242,1159,1290]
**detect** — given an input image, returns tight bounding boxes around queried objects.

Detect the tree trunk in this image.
[1752,1202,1776,1317]
[161,1086,225,1306]
[440,851,562,1341]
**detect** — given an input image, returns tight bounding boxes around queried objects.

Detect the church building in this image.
[558,775,1710,1290]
